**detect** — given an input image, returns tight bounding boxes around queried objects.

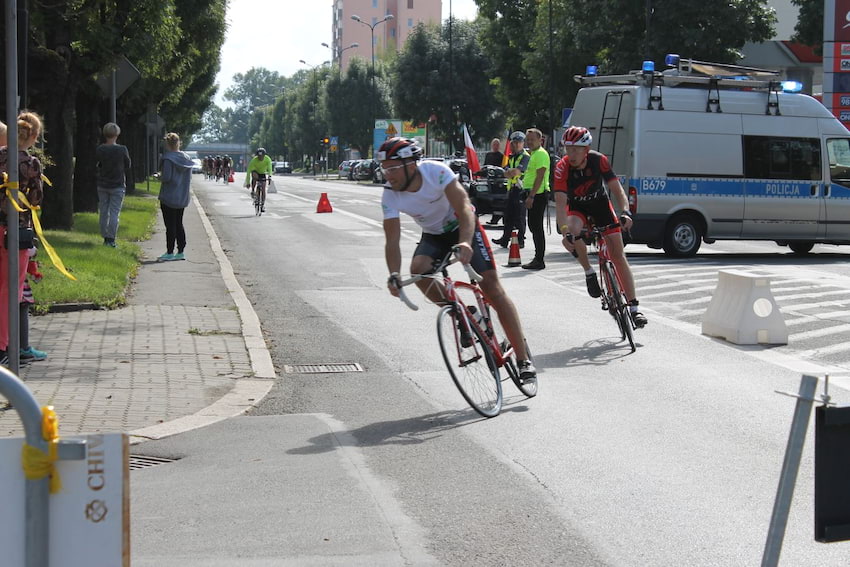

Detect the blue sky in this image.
[215,0,479,107]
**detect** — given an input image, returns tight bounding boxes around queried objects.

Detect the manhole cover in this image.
[129,455,178,471]
[283,363,363,374]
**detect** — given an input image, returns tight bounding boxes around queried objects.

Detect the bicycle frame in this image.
[398,251,512,367]
[577,223,636,351]
[393,247,538,414]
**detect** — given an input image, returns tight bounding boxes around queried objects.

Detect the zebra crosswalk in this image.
[536,252,850,371]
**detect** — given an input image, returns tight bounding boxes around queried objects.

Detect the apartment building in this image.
[331,0,442,72]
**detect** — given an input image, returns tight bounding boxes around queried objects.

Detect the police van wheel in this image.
[663,213,703,257]
[788,241,814,255]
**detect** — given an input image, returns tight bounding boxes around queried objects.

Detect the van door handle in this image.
[811,184,818,196]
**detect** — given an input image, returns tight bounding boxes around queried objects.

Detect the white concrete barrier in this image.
[701,269,788,345]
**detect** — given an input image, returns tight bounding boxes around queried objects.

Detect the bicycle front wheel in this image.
[436,305,502,417]
[601,261,635,352]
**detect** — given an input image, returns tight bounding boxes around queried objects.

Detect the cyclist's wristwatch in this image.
[388,272,401,287]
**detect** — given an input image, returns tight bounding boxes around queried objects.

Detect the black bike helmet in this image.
[256,147,266,156]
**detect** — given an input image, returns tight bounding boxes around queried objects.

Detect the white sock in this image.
[584,268,595,276]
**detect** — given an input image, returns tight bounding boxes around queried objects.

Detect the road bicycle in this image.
[254,174,269,216]
[392,247,537,418]
[568,222,637,352]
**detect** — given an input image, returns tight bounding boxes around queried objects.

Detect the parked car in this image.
[352,159,374,181]
[338,160,355,179]
[468,165,508,217]
[191,158,203,174]
[274,161,292,174]
[372,162,385,184]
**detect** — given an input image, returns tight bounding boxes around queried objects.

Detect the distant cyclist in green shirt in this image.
[521,128,550,270]
[245,147,273,197]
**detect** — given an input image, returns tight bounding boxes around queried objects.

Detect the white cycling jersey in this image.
[381,160,459,235]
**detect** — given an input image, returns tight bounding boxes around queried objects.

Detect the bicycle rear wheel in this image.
[436,305,502,417]
[601,261,635,352]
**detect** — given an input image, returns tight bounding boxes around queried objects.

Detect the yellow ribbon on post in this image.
[21,406,62,494]
[1,173,76,280]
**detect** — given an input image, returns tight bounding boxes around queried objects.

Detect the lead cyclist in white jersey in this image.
[379,137,537,383]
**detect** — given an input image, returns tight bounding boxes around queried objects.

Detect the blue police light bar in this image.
[781,81,803,93]
[585,65,598,77]
[642,60,655,73]
[664,53,680,67]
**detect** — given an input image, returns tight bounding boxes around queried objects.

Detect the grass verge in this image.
[31,180,161,313]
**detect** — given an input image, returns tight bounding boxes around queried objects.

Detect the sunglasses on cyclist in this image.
[380,163,410,175]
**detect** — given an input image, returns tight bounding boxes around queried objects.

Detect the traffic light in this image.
[323,137,330,147]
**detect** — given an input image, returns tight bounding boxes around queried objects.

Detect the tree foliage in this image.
[394,19,501,151]
[475,0,777,139]
[1,0,226,227]
[322,58,378,157]
[791,0,822,52]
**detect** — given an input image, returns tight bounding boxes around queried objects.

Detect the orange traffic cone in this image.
[316,192,333,213]
[505,231,522,267]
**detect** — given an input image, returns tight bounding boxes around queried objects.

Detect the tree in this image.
[475,0,540,130]
[285,68,330,167]
[567,0,776,73]
[196,104,229,143]
[394,19,501,151]
[791,0,823,52]
[222,67,287,146]
[1,0,225,226]
[323,58,377,157]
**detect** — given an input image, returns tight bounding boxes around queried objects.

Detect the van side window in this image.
[743,135,821,181]
[827,138,850,187]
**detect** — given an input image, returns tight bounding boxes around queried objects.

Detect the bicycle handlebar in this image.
[391,246,482,311]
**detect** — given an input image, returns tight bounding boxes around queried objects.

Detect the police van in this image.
[566,56,850,257]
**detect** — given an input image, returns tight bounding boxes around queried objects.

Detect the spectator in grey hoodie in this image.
[95,122,131,247]
[157,132,194,262]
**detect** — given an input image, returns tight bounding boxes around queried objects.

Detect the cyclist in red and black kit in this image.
[553,126,647,327]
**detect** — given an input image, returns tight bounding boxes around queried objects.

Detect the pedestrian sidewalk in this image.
[0,183,274,440]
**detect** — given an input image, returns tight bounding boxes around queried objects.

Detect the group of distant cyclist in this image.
[203,154,233,183]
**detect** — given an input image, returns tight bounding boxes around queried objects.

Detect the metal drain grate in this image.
[284,363,363,374]
[129,455,178,471]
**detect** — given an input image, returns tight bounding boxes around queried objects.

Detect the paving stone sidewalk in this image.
[0,188,252,438]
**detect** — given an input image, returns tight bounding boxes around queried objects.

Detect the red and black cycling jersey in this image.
[552,150,617,202]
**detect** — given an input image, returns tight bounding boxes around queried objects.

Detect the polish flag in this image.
[501,130,511,167]
[462,123,481,174]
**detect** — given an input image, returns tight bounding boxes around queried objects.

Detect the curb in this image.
[129,190,276,444]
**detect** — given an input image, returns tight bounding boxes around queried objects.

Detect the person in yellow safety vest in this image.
[492,131,530,248]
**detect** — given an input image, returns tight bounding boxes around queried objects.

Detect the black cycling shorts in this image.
[414,222,496,274]
[568,197,620,235]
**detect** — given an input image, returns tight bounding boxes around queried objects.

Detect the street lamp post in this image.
[321,41,359,67]
[351,13,394,157]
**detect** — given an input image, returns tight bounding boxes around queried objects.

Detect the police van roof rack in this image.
[575,56,784,115]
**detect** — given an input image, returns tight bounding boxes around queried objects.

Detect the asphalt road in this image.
[189,172,850,566]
